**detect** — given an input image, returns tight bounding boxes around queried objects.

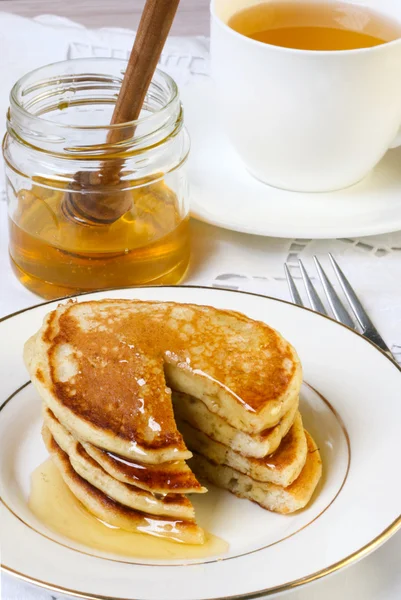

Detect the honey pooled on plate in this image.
[29,459,228,561]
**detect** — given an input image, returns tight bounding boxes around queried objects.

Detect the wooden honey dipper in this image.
[62,0,181,225]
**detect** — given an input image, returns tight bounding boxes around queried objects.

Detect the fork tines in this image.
[284,255,392,357]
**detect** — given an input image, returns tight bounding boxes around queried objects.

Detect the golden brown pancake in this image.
[191,431,322,514]
[82,442,205,494]
[173,391,299,458]
[24,299,302,464]
[42,426,205,545]
[178,413,308,487]
[43,408,198,520]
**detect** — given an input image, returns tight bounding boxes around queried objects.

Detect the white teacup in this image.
[211,0,401,192]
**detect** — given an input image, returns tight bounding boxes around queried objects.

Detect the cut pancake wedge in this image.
[179,412,308,487]
[25,324,191,465]
[42,427,205,545]
[173,392,299,458]
[81,441,206,495]
[44,409,197,521]
[191,431,322,514]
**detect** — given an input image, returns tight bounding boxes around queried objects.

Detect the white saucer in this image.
[182,79,401,239]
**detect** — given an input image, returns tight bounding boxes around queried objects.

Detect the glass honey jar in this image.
[3,58,191,299]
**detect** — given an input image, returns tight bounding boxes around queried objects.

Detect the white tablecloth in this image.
[0,13,400,600]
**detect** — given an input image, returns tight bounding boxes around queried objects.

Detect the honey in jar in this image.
[3,59,191,299]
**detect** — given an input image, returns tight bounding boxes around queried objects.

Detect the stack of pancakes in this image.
[175,395,321,514]
[25,299,322,545]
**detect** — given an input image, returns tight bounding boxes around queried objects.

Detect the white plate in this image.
[1,286,400,600]
[182,79,401,239]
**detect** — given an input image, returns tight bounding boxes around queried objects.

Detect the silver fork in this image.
[284,253,393,359]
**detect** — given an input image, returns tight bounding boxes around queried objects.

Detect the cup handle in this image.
[389,127,401,149]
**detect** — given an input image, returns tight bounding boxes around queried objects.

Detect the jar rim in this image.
[10,57,179,133]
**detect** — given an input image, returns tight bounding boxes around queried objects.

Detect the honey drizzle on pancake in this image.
[29,459,228,560]
[101,449,204,493]
[50,302,296,441]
